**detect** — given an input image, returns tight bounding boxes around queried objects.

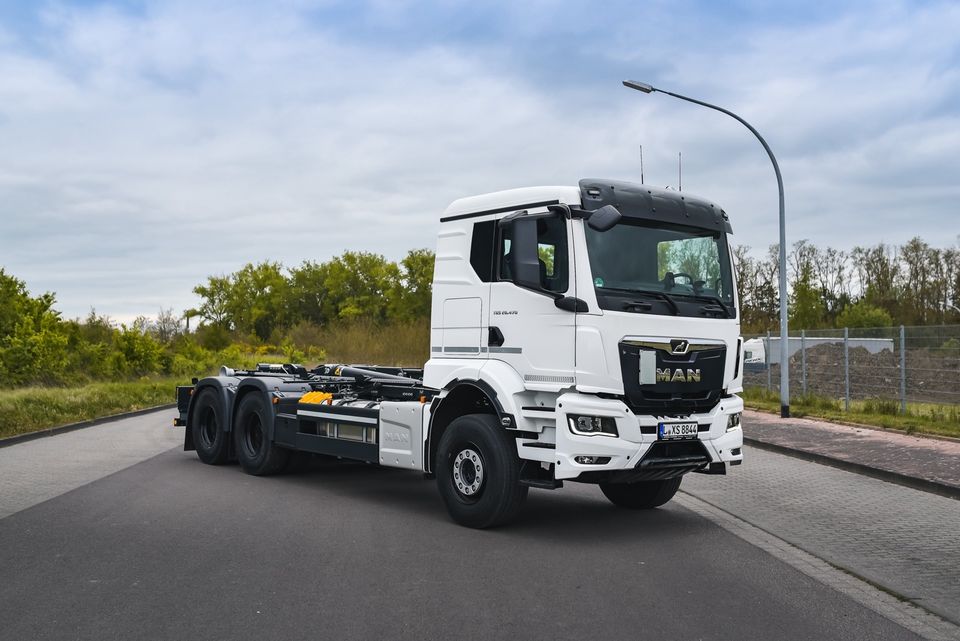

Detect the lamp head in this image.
[622,80,655,93]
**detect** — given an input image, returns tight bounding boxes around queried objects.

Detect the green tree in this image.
[788,240,825,329]
[0,269,68,385]
[192,275,232,327]
[225,262,290,341]
[322,252,401,322]
[392,249,434,320]
[790,266,825,329]
[288,261,332,325]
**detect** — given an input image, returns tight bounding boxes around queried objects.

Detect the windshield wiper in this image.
[674,293,733,318]
[629,289,680,315]
[596,286,680,315]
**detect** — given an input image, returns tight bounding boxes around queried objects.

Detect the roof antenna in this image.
[678,151,682,192]
[639,145,645,185]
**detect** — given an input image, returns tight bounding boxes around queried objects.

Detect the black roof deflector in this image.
[579,179,732,233]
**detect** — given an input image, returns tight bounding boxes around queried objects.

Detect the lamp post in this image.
[623,80,790,418]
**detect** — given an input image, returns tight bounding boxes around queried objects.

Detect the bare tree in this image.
[851,243,900,313]
[154,307,182,343]
[131,315,153,335]
[814,246,850,323]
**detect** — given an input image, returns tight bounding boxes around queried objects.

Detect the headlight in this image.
[568,415,618,437]
[726,412,741,431]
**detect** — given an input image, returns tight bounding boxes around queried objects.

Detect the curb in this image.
[0,404,177,449]
[744,436,960,502]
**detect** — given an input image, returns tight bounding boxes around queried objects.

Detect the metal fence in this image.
[742,324,960,410]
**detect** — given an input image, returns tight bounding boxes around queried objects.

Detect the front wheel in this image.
[436,414,527,529]
[599,476,682,509]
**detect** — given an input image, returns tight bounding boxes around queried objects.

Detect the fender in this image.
[477,359,531,421]
[185,375,310,449]
[185,376,241,450]
[234,376,312,441]
[423,360,530,472]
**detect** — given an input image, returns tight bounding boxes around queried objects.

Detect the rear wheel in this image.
[599,476,682,509]
[191,388,230,465]
[436,414,527,528]
[233,393,290,476]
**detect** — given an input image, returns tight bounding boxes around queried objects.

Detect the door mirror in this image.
[587,204,622,232]
[507,217,542,291]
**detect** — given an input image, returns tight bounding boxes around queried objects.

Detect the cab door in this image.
[487,210,576,386]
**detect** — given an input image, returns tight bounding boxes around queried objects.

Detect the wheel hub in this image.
[453,448,484,496]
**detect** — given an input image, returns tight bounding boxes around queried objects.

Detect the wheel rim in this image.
[242,412,264,458]
[198,406,218,449]
[452,447,484,499]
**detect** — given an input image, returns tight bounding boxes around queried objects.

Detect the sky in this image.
[1,0,958,322]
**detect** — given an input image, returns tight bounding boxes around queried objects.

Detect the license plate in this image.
[658,421,699,440]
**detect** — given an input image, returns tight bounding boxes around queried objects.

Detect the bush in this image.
[195,323,232,351]
[112,326,164,377]
[836,301,893,329]
[0,318,69,385]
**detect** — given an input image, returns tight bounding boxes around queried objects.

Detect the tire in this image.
[233,393,290,476]
[191,388,231,465]
[436,414,528,529]
[599,476,683,509]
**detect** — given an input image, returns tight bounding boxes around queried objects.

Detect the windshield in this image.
[584,219,735,312]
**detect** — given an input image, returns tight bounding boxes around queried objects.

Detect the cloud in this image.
[0,0,958,321]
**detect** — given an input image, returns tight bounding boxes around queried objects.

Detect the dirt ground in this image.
[743,343,960,404]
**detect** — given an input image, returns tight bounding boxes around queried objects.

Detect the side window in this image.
[496,214,568,294]
[470,220,496,282]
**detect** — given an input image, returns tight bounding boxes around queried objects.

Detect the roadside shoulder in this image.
[0,404,176,449]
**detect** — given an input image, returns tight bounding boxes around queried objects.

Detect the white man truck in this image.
[175,179,744,528]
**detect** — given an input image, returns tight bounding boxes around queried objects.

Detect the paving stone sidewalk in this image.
[742,410,960,495]
[683,447,960,627]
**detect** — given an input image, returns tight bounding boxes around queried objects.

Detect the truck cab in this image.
[425,178,743,484]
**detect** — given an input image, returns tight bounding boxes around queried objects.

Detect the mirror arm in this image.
[555,296,589,313]
[549,203,593,220]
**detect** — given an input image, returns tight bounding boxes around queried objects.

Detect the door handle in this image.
[488,326,505,347]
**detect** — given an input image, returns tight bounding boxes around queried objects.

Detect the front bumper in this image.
[552,392,743,481]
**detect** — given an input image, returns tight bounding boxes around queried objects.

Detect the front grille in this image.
[619,340,726,415]
[623,390,721,415]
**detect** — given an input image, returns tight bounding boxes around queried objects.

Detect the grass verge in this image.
[289,319,429,367]
[0,378,185,440]
[742,387,960,439]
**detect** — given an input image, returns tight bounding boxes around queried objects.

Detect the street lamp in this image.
[623,79,791,418]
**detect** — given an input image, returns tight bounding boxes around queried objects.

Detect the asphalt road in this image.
[0,411,941,641]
